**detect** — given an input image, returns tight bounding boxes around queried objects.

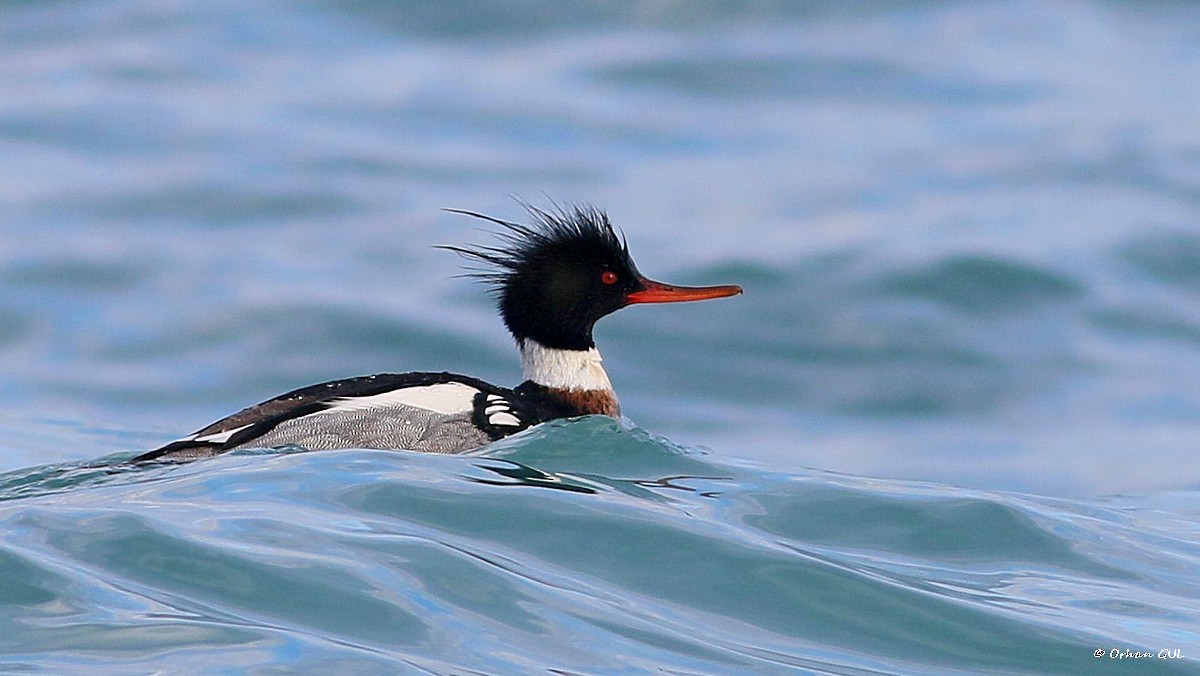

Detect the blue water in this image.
[3,0,1200,672]
[2,421,1198,673]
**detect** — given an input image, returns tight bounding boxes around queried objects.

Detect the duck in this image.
[133,203,741,462]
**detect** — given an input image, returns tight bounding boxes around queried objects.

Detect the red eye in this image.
[601,271,619,285]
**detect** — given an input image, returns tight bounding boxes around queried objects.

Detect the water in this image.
[2,420,1198,674]
[3,0,1200,672]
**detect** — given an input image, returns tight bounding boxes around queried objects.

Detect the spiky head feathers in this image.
[442,204,644,350]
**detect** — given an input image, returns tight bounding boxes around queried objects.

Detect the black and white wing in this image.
[133,372,538,463]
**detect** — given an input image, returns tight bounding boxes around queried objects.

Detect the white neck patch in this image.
[520,339,614,392]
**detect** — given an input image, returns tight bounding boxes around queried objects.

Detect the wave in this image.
[1,417,1195,673]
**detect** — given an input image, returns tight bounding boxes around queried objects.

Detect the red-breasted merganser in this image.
[134,204,742,462]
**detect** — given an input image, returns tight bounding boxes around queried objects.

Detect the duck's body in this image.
[134,204,740,463]
[136,354,605,462]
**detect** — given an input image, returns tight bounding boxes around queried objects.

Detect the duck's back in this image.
[134,372,540,462]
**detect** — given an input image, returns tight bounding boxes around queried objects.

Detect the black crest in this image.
[441,202,644,350]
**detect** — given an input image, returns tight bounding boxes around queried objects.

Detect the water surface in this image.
[2,1,1200,672]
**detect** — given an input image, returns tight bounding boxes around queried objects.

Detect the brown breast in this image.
[547,387,621,418]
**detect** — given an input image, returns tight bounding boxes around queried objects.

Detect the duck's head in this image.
[443,203,743,351]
